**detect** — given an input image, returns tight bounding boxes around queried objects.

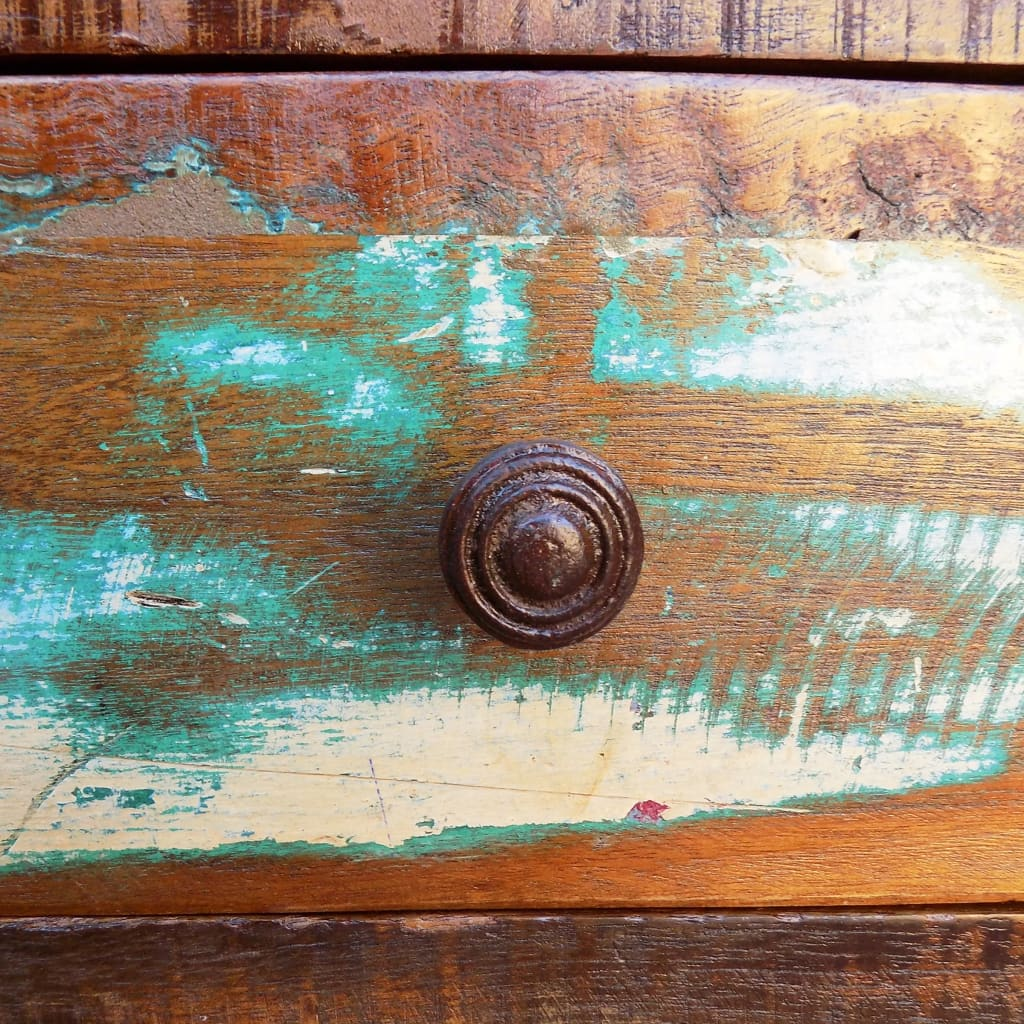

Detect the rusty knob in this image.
[438,440,644,649]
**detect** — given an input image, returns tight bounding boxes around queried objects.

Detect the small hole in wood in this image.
[846,228,862,240]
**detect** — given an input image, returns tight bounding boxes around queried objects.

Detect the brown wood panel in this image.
[2,912,1024,1023]
[1,74,1023,242]
[4,233,1024,912]
[5,75,1024,916]
[3,0,1024,65]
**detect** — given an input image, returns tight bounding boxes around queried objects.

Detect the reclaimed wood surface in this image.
[4,0,1024,65]
[6,228,1024,911]
[1,74,1024,244]
[3,912,1024,1023]
[5,73,1024,914]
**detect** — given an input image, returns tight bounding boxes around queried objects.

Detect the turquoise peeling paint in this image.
[72,786,155,809]
[120,237,537,485]
[3,486,1020,869]
[645,494,1024,738]
[593,247,686,383]
[292,236,535,370]
[0,509,325,758]
[591,243,800,387]
[4,490,1023,763]
[147,319,440,453]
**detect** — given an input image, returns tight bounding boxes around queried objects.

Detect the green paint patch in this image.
[593,242,686,383]
[72,786,155,809]
[146,319,440,456]
[114,236,542,487]
[5,485,1024,870]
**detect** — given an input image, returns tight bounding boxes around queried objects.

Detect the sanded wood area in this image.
[2,912,1024,1022]
[1,74,1023,242]
[3,0,1024,64]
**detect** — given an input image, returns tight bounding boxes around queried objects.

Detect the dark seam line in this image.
[2,51,1024,85]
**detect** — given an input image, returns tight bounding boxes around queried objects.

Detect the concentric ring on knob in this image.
[438,440,644,649]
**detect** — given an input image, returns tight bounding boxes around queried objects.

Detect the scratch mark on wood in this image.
[183,396,210,468]
[368,758,392,847]
[0,728,131,857]
[0,754,92,857]
[289,562,341,596]
[395,315,456,345]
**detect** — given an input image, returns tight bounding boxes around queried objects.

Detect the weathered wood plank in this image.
[3,0,1024,65]
[3,913,1024,1023]
[1,75,1024,242]
[5,232,1024,910]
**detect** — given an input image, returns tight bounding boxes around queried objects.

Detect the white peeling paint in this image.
[335,376,393,422]
[688,242,1024,414]
[463,252,529,366]
[0,684,1001,861]
[395,315,455,345]
[597,237,686,260]
[832,607,917,641]
[0,173,55,198]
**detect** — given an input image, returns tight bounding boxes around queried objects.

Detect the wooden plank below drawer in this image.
[2,913,1024,1022]
[1,0,1023,66]
[4,233,1024,911]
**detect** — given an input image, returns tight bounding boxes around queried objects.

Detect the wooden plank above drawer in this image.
[5,229,1024,912]
[2,0,1023,66]
[1,74,1023,243]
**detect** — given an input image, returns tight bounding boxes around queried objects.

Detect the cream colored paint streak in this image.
[687,241,1024,413]
[0,685,996,858]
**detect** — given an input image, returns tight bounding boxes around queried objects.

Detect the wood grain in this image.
[3,0,1024,64]
[2,74,1024,243]
[3,912,1024,1023]
[6,73,1024,913]
[5,232,1024,910]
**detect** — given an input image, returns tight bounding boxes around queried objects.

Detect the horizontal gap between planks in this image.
[4,51,1024,85]
[4,905,1024,923]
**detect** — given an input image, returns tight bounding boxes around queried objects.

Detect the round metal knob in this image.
[438,440,644,649]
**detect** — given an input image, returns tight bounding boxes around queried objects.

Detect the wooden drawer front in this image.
[3,74,1024,915]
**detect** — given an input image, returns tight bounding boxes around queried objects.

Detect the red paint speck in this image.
[625,800,668,824]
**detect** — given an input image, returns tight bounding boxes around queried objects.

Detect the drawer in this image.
[3,73,1024,915]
